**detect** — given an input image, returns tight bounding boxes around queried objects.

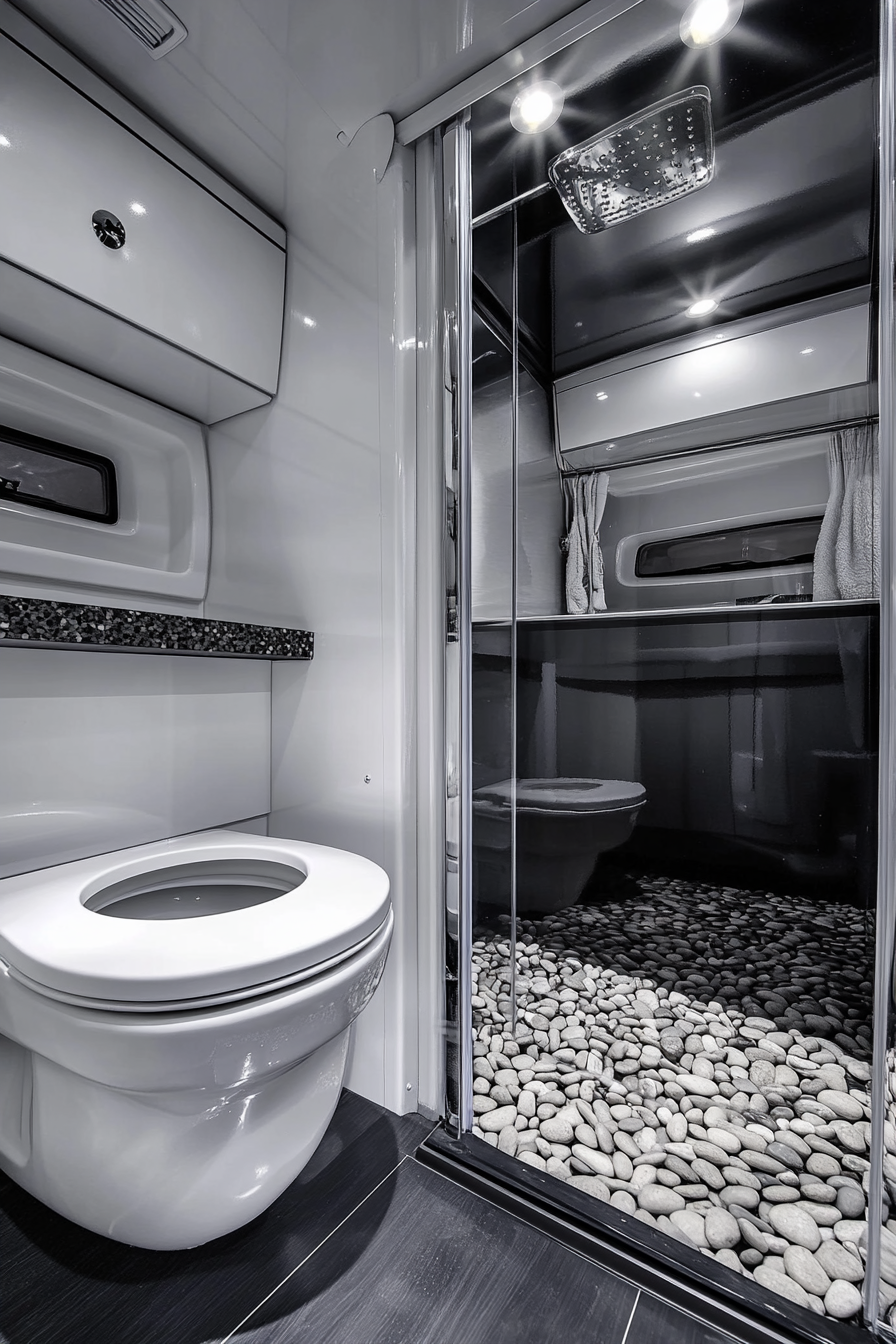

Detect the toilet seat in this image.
[3,916,391,1014]
[474,777,646,813]
[0,830,390,1007]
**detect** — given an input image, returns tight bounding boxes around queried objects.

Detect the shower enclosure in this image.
[423,0,896,1337]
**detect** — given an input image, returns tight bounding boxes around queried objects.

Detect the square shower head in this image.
[548,87,714,234]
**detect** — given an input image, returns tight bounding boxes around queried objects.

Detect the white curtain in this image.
[561,471,609,614]
[813,423,880,601]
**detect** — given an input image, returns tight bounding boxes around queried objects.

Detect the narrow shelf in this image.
[475,598,878,627]
[0,594,313,660]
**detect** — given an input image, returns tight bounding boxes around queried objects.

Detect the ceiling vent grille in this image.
[93,0,188,59]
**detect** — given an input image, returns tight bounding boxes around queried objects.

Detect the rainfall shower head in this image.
[548,87,714,234]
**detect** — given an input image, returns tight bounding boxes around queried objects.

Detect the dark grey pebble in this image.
[767,1143,804,1171]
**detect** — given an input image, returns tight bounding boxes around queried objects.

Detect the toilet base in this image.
[0,1028,350,1250]
[473,808,642,914]
[474,850,597,913]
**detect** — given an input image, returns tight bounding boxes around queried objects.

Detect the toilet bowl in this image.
[472,777,646,913]
[0,829,392,1250]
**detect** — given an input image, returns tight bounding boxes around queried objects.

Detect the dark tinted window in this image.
[0,427,117,524]
[636,517,823,579]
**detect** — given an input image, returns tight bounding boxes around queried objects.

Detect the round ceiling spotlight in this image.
[509,81,565,134]
[680,0,743,48]
[687,297,718,317]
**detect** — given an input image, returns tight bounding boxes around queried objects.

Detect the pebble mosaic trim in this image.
[471,873,881,1326]
[0,594,313,660]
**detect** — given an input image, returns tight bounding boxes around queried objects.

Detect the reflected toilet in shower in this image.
[472,777,646,913]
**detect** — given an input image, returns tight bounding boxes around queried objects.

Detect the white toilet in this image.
[0,829,392,1250]
[473,777,646,913]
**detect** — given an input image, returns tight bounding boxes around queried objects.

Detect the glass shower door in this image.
[450,0,890,1334]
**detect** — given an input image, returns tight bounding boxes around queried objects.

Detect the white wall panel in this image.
[204,125,419,1114]
[0,648,271,878]
[472,366,563,620]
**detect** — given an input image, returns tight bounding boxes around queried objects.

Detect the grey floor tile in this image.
[626,1293,740,1344]
[0,1090,433,1344]
[224,1157,639,1344]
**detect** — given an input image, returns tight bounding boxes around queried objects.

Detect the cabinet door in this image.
[0,36,284,395]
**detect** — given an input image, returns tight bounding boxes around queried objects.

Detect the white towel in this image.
[562,471,610,613]
[813,423,879,601]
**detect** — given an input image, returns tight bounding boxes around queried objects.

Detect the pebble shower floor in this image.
[469,872,896,1328]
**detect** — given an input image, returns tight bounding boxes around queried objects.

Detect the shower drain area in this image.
[470,874,888,1327]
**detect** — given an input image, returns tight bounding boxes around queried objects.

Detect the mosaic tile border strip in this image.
[0,595,313,660]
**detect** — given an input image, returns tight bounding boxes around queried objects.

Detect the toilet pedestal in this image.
[0,1028,349,1250]
[472,778,646,914]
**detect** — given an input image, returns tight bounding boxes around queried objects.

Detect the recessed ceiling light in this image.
[596,391,609,401]
[687,297,718,317]
[680,0,743,48]
[800,347,814,354]
[129,202,146,215]
[0,135,10,148]
[510,81,564,135]
[686,226,716,244]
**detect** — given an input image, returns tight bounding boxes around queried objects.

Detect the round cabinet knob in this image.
[92,210,126,250]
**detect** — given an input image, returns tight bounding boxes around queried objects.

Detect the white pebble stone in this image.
[824,1280,863,1320]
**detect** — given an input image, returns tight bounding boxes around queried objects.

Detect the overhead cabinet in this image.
[0,32,286,424]
[554,298,871,470]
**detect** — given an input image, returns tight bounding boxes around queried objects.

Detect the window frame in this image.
[0,425,118,525]
[634,514,824,580]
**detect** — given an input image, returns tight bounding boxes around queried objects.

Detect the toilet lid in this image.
[0,831,391,1007]
[473,777,646,813]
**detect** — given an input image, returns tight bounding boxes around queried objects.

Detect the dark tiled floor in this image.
[225,1159,640,1344]
[0,1088,753,1344]
[627,1293,739,1344]
[0,1090,431,1344]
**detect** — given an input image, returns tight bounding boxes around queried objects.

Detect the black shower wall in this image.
[512,608,877,898]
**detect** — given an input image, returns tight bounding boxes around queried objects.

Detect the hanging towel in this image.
[561,471,610,613]
[813,423,880,601]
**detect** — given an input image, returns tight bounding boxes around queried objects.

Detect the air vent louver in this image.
[93,0,187,59]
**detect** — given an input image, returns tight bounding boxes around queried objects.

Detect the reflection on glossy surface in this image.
[470,600,877,1322]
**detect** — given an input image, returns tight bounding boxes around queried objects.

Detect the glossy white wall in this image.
[0,648,271,878]
[472,366,564,620]
[204,116,419,1113]
[13,0,594,221]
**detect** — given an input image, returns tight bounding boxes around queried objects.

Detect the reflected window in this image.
[635,516,823,578]
[0,427,117,524]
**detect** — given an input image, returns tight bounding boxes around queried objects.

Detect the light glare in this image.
[680,0,743,48]
[510,80,564,134]
[686,226,716,244]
